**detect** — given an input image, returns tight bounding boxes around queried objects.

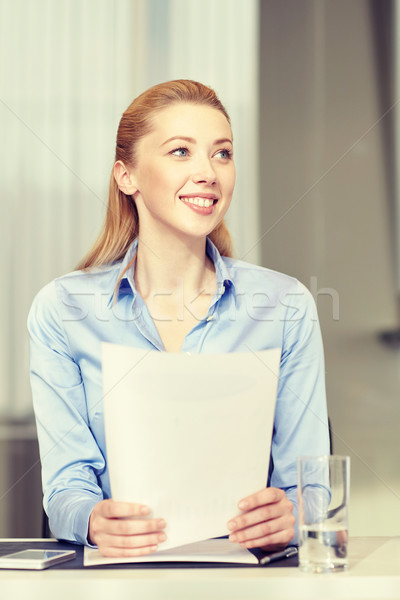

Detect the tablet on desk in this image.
[0,549,76,570]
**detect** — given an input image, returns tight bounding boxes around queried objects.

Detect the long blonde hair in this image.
[77,80,233,270]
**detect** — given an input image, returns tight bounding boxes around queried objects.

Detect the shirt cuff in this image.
[284,486,299,545]
[72,497,100,546]
[48,493,101,547]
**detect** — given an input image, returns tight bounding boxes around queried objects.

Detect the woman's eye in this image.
[215,149,232,159]
[171,147,189,157]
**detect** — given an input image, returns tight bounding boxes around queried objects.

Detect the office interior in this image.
[0,0,399,540]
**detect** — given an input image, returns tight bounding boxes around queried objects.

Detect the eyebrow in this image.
[160,136,233,147]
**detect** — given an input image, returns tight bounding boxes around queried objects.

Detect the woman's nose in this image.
[190,158,217,185]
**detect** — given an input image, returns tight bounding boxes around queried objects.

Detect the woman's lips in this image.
[179,195,218,215]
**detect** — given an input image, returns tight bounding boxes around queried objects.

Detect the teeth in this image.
[181,196,215,208]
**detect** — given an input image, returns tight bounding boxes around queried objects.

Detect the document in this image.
[84,537,260,567]
[84,538,298,567]
[101,343,280,552]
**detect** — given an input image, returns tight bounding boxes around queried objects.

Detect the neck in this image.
[134,233,215,300]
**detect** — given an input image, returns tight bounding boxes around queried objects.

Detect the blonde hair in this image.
[77,80,233,270]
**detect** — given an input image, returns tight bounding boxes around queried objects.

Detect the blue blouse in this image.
[28,238,329,545]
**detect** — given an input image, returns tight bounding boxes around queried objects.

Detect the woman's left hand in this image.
[227,487,295,551]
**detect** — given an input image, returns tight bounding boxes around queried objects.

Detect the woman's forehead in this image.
[147,103,232,141]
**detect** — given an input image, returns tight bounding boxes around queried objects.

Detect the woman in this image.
[28,80,329,558]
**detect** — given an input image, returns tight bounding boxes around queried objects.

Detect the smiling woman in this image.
[27,80,330,558]
[78,80,235,270]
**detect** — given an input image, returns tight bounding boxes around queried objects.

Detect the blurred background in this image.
[0,0,399,538]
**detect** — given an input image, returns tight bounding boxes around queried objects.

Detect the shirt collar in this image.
[109,236,236,306]
[107,238,139,306]
[205,237,236,301]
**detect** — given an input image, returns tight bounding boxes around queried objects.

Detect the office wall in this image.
[259,0,400,535]
[259,0,395,335]
[0,426,42,537]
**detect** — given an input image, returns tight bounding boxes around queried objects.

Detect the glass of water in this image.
[297,455,350,573]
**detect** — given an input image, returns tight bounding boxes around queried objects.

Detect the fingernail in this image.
[140,505,150,515]
[227,521,236,531]
[238,500,248,510]
[158,519,166,529]
[229,534,237,542]
[158,533,166,542]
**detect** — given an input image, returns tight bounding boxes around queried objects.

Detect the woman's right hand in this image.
[88,499,167,557]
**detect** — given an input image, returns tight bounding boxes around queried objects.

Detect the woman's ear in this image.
[113,161,138,195]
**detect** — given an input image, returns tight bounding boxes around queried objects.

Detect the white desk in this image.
[0,537,399,600]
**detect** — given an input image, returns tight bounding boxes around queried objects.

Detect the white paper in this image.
[102,344,280,551]
[84,537,259,567]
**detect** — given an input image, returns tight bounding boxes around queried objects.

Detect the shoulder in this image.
[54,262,120,291]
[28,263,120,326]
[223,256,317,319]
[223,256,310,295]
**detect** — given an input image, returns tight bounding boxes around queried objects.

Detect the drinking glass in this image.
[297,455,350,573]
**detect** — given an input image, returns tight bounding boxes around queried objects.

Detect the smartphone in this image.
[0,549,76,570]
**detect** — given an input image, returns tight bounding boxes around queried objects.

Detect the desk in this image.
[0,537,399,600]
